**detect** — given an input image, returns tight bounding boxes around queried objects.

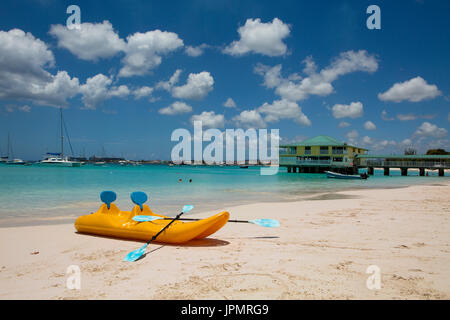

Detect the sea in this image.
[0,164,448,227]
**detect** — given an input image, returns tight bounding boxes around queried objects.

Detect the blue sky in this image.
[0,0,449,160]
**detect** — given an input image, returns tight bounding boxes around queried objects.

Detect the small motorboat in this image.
[325,171,368,180]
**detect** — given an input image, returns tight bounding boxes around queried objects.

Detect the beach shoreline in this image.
[0,182,449,299]
[0,175,448,229]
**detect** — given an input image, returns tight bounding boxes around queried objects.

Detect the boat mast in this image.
[7,132,10,159]
[60,107,64,159]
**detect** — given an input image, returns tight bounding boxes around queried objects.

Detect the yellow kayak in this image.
[75,202,229,244]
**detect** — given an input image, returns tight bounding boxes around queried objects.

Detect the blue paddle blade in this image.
[182,205,194,213]
[132,215,163,222]
[131,191,148,210]
[100,191,116,209]
[249,219,280,228]
[123,244,148,262]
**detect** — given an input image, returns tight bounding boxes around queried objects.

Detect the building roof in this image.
[356,154,450,160]
[280,135,368,150]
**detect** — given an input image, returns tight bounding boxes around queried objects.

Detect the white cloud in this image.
[185,44,209,57]
[79,74,130,109]
[332,102,363,119]
[49,21,126,61]
[133,86,154,99]
[346,130,359,140]
[254,64,283,89]
[50,21,184,77]
[362,136,374,145]
[396,113,417,121]
[373,140,397,150]
[172,71,214,100]
[191,111,224,128]
[258,99,311,126]
[156,69,182,91]
[364,120,376,130]
[401,138,412,146]
[338,121,350,128]
[18,105,31,112]
[158,101,192,115]
[255,50,377,101]
[378,77,441,102]
[223,97,237,108]
[119,30,183,77]
[233,110,266,128]
[414,122,447,138]
[224,18,290,57]
[30,71,81,106]
[2,104,32,113]
[0,29,81,107]
[381,109,394,121]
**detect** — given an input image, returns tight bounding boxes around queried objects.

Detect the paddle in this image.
[132,215,280,228]
[123,204,194,262]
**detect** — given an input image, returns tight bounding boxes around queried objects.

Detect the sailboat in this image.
[39,108,82,167]
[4,133,26,165]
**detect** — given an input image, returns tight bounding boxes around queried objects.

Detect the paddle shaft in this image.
[145,211,185,245]
[161,217,250,224]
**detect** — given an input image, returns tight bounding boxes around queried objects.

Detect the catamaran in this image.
[38,108,82,167]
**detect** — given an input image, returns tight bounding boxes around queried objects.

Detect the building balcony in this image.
[279,157,351,167]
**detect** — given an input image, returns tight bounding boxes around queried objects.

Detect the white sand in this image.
[0,182,449,299]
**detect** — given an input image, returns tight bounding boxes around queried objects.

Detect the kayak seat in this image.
[98,203,121,215]
[131,204,167,218]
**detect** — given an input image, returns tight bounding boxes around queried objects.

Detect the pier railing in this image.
[360,160,449,168]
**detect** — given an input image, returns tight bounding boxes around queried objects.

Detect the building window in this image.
[305,146,311,155]
[320,146,329,155]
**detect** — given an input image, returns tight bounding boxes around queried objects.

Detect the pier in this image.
[354,155,450,176]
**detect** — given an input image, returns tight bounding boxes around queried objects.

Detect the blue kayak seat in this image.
[131,191,148,211]
[100,190,117,209]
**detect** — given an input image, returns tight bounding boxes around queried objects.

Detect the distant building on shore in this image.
[279,135,367,174]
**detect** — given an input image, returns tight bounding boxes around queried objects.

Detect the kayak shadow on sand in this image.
[75,232,230,247]
[165,238,230,247]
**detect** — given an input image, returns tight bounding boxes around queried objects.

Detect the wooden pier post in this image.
[401,168,408,176]
[384,167,389,176]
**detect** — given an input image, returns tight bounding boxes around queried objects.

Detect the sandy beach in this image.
[0,182,449,300]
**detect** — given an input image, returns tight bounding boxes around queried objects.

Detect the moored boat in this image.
[6,158,27,165]
[325,171,368,180]
[39,153,81,167]
[38,108,82,167]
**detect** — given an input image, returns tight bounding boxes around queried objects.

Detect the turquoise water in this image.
[0,164,448,226]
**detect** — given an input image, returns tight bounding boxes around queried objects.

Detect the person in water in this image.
[179,178,182,182]
[189,179,192,183]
